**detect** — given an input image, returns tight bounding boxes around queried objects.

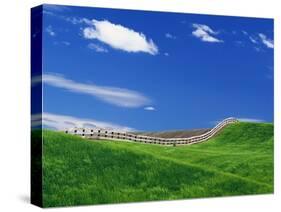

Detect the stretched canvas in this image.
[31,4,274,208]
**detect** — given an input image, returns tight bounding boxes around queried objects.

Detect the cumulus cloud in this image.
[37,73,151,108]
[87,43,108,53]
[259,33,274,49]
[83,19,158,55]
[165,33,176,39]
[144,106,156,111]
[237,118,265,123]
[46,25,55,36]
[32,112,135,132]
[192,24,223,43]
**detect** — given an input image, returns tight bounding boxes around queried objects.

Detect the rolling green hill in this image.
[37,122,273,207]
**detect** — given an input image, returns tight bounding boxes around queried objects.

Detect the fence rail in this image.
[64,117,238,146]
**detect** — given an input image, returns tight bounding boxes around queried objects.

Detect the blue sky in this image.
[36,4,274,131]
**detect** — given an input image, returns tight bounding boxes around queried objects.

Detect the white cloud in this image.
[32,112,135,132]
[259,33,274,49]
[164,52,169,56]
[144,106,156,111]
[249,36,258,44]
[64,17,91,25]
[52,41,71,46]
[83,19,158,55]
[237,118,265,123]
[43,7,92,26]
[242,30,248,35]
[46,25,55,36]
[40,73,151,108]
[87,43,108,53]
[165,33,176,39]
[192,24,223,43]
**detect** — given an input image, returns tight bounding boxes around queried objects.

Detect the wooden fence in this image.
[64,117,238,146]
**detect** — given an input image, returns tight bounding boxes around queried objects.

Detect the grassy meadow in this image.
[37,122,273,207]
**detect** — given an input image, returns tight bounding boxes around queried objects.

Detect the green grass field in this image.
[38,122,273,207]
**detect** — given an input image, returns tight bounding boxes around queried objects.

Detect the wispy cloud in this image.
[46,25,56,36]
[64,17,91,25]
[232,30,273,51]
[165,33,176,39]
[164,52,169,56]
[87,43,108,53]
[53,41,71,46]
[237,118,265,123]
[234,40,245,47]
[211,117,265,125]
[259,33,274,49]
[43,6,91,26]
[37,73,151,108]
[32,112,135,132]
[249,36,258,44]
[62,41,70,46]
[242,30,248,35]
[241,31,258,44]
[144,106,156,111]
[83,19,158,55]
[192,24,223,43]
[254,46,262,52]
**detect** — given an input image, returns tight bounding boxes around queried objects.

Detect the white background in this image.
[0,0,280,211]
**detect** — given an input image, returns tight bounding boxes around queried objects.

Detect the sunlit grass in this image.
[36,122,273,207]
